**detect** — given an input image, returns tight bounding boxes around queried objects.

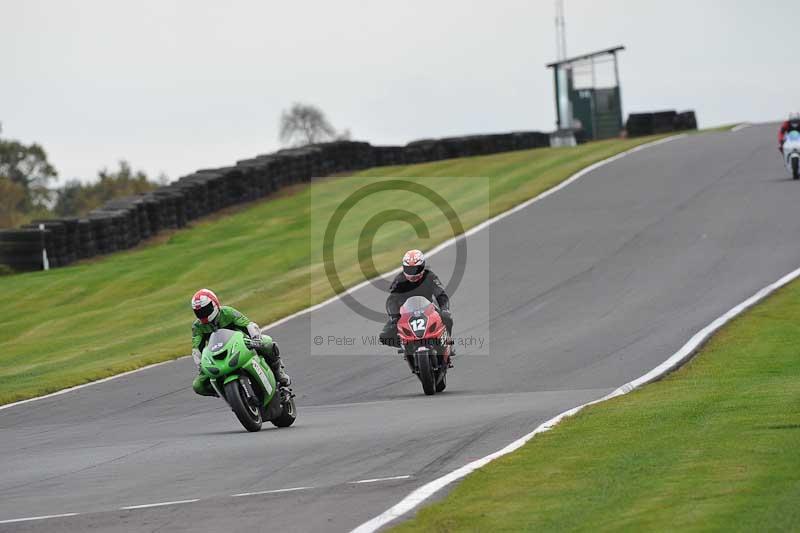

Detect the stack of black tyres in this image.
[1,131,558,274]
[77,219,96,259]
[89,214,117,255]
[626,110,698,137]
[373,146,406,167]
[514,131,551,149]
[21,221,68,267]
[29,219,80,266]
[652,111,678,133]
[172,175,208,221]
[0,229,48,271]
[675,111,697,131]
[625,114,655,137]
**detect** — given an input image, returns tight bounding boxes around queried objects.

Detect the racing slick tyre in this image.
[224,378,263,432]
[792,157,799,180]
[270,392,297,428]
[418,351,436,396]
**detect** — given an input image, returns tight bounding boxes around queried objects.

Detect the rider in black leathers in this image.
[379,249,453,349]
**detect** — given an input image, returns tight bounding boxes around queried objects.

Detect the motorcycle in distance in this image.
[198,328,296,432]
[783,130,800,180]
[395,296,454,396]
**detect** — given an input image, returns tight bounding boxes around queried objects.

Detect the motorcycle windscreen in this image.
[401,296,433,315]
[206,329,236,353]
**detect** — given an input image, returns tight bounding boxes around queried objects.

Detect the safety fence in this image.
[0,131,550,273]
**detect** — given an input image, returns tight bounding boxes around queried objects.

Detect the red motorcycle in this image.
[396,296,453,395]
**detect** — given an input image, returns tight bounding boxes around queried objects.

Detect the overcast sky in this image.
[0,1,794,183]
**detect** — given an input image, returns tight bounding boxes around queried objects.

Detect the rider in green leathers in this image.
[190,288,290,397]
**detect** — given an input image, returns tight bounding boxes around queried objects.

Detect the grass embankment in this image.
[2,135,668,405]
[394,281,800,532]
[698,123,741,133]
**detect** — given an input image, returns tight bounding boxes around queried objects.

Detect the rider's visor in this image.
[194,302,215,319]
[403,264,424,277]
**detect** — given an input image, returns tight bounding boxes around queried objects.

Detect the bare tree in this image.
[279,103,342,146]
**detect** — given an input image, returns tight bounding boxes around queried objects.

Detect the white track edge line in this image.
[731,123,752,132]
[0,513,79,524]
[351,264,800,533]
[0,134,686,412]
[119,499,199,510]
[232,487,311,497]
[350,475,412,484]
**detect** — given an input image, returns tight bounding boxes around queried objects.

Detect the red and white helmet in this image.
[191,289,220,324]
[402,249,426,282]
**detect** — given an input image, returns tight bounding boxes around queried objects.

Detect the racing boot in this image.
[268,359,291,387]
[192,373,218,397]
[442,313,456,365]
[379,319,400,348]
[255,337,291,387]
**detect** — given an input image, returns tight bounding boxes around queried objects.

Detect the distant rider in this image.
[778,112,800,154]
[379,249,454,352]
[190,289,290,397]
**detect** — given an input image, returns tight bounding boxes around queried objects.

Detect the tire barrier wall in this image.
[625,110,697,137]
[0,131,551,273]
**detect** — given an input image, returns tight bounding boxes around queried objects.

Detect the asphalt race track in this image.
[1,124,796,532]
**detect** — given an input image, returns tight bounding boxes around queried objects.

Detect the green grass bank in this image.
[393,276,800,532]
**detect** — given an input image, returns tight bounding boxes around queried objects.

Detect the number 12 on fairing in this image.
[410,318,426,332]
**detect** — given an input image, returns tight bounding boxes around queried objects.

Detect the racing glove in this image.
[246,322,262,339]
[244,336,263,349]
[245,322,264,349]
[192,348,202,367]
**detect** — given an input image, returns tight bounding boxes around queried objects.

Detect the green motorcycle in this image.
[199,328,297,432]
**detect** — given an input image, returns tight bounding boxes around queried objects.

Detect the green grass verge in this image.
[392,279,800,532]
[696,123,740,133]
[2,135,669,405]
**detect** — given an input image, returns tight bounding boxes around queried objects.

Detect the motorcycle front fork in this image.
[402,351,447,374]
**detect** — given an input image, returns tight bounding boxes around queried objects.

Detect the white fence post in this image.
[39,223,49,271]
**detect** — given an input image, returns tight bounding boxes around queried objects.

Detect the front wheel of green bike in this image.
[225,379,263,432]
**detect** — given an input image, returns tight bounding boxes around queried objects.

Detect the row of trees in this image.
[0,125,162,228]
[53,162,164,218]
[0,123,163,228]
[0,123,58,227]
[1,103,347,229]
